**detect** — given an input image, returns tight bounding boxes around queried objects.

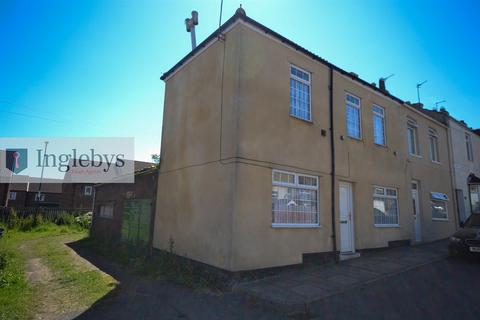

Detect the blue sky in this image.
[1,0,479,161]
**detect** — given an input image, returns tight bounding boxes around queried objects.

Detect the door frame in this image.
[411,180,422,242]
[339,181,355,253]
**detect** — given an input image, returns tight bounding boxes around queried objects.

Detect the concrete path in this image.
[234,240,448,315]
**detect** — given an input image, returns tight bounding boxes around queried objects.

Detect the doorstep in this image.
[234,240,448,315]
[339,252,361,261]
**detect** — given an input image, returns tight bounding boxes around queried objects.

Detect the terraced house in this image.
[154,9,457,271]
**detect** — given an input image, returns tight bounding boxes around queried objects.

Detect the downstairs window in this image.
[272,170,319,227]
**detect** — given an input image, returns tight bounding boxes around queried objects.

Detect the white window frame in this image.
[272,169,319,228]
[373,185,400,227]
[8,191,16,201]
[430,192,449,221]
[466,133,474,161]
[428,128,440,163]
[35,193,45,202]
[407,119,420,156]
[99,203,114,219]
[289,65,312,122]
[372,104,386,146]
[84,186,93,196]
[346,93,362,139]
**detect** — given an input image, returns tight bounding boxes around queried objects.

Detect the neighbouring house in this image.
[60,183,95,210]
[422,109,480,222]
[91,162,157,243]
[153,8,457,272]
[6,180,63,208]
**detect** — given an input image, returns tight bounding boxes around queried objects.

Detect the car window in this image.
[464,214,480,228]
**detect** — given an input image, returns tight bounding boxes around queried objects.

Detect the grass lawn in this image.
[0,224,117,320]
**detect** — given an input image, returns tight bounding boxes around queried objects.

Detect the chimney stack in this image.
[379,78,387,92]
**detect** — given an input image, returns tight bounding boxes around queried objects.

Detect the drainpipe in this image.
[329,67,338,262]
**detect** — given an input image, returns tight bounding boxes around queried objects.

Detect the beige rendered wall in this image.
[155,21,457,271]
[230,23,456,270]
[229,24,333,270]
[153,26,244,270]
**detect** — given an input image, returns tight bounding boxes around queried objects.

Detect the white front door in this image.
[411,181,422,242]
[339,182,355,253]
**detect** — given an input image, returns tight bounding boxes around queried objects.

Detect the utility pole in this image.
[37,141,49,203]
[416,80,427,103]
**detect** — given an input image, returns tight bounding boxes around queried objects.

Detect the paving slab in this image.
[234,240,448,315]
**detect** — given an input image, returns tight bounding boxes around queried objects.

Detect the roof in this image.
[160,9,405,106]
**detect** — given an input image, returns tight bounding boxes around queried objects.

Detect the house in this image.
[6,180,63,208]
[421,109,480,222]
[91,162,157,243]
[153,8,458,272]
[60,183,95,210]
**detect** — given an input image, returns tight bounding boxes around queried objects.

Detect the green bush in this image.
[19,215,34,232]
[54,212,75,226]
[0,252,6,270]
[6,210,20,230]
[75,212,92,229]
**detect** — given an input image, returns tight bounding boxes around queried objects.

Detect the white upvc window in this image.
[346,93,361,139]
[373,186,399,226]
[8,191,16,200]
[84,186,93,196]
[470,184,480,214]
[99,204,114,219]
[272,170,319,227]
[35,193,45,202]
[466,133,474,161]
[429,128,440,162]
[290,65,311,121]
[372,105,386,146]
[407,119,419,156]
[431,192,449,221]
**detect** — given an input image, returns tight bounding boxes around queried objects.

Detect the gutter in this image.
[329,67,338,262]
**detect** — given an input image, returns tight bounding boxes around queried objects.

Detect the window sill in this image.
[272,223,321,229]
[347,136,363,142]
[374,224,400,228]
[430,160,441,165]
[374,143,388,148]
[289,114,313,124]
[409,153,422,159]
[432,218,449,222]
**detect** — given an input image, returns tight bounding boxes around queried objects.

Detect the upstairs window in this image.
[407,119,419,156]
[35,193,45,202]
[290,66,311,121]
[466,133,474,161]
[84,186,93,196]
[272,170,319,227]
[372,105,386,145]
[346,93,361,139]
[8,191,16,201]
[429,128,440,162]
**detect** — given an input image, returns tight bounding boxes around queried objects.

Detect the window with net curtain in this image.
[372,105,385,145]
[346,93,361,139]
[290,66,311,121]
[272,170,319,226]
[373,186,399,226]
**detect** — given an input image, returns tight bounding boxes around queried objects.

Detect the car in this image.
[449,214,480,257]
